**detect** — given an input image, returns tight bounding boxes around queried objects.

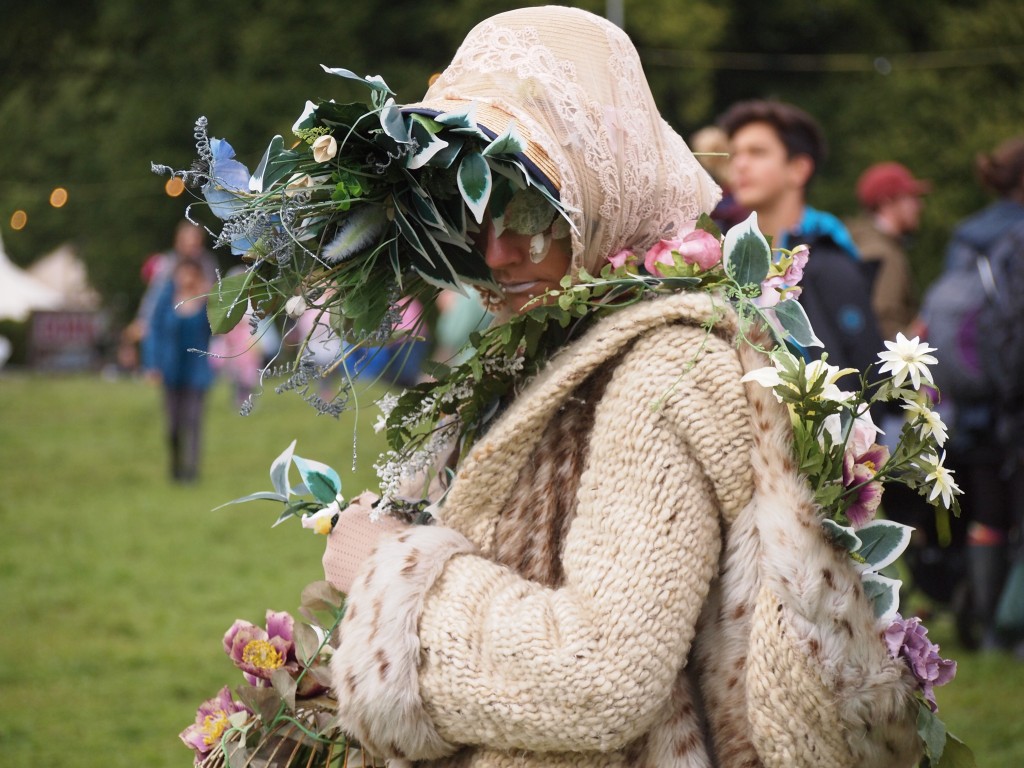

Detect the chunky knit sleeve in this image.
[330,324,754,760]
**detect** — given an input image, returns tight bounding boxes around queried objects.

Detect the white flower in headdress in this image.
[312,134,339,163]
[877,333,937,389]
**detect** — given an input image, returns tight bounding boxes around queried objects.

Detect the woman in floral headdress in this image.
[313,7,930,768]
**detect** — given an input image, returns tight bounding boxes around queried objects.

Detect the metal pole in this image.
[606,0,624,29]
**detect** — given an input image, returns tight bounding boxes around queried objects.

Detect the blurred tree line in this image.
[1,0,1022,324]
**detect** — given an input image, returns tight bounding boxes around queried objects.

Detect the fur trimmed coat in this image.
[328,293,922,768]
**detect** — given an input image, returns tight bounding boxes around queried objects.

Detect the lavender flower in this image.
[885,614,957,711]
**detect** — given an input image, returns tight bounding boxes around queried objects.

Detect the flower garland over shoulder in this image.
[157,68,973,768]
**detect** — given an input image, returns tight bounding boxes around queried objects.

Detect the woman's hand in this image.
[323,491,408,594]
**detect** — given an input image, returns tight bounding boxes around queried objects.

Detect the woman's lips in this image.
[499,281,541,295]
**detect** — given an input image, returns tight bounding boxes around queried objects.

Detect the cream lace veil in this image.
[408,5,721,275]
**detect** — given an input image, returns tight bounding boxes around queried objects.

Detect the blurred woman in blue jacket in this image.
[142,257,214,482]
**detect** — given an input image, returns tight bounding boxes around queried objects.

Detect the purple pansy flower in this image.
[179,686,251,763]
[885,614,957,711]
[843,443,889,528]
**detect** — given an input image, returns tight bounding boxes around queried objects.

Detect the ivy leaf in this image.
[406,121,450,170]
[457,152,492,224]
[862,572,902,622]
[379,98,411,144]
[250,135,295,193]
[269,440,297,497]
[771,299,823,348]
[482,122,526,157]
[292,455,341,504]
[723,211,770,287]
[821,518,862,552]
[319,65,394,95]
[854,520,914,573]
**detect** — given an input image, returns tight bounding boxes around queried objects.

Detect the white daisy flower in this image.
[878,333,938,389]
[902,400,949,447]
[917,452,960,509]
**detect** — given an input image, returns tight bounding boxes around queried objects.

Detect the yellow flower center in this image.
[242,639,284,671]
[201,710,230,746]
[863,460,876,473]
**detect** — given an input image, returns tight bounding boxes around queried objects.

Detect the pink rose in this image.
[676,228,722,271]
[643,238,683,276]
[607,249,635,269]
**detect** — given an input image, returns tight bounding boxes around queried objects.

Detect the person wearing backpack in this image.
[921,135,1024,651]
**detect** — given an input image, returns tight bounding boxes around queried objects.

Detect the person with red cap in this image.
[846,162,930,341]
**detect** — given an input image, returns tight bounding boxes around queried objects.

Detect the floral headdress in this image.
[161,60,972,768]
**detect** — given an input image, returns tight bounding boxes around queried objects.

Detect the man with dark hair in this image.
[718,100,883,374]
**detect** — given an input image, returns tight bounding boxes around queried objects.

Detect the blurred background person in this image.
[122,220,217,373]
[920,135,1024,650]
[689,125,749,231]
[718,99,883,375]
[141,258,215,483]
[846,161,931,342]
[208,267,279,408]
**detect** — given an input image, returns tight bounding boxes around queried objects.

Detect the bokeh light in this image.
[49,187,69,207]
[165,177,185,197]
[10,210,28,230]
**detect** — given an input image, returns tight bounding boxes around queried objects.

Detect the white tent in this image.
[0,232,63,322]
[27,243,101,311]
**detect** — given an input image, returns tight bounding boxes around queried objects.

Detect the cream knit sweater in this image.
[329,293,921,768]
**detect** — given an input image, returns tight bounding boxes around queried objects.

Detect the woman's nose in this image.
[482,223,524,271]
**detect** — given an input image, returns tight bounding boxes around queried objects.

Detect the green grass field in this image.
[1,373,1022,767]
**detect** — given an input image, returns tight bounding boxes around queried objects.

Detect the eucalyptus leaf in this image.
[458,152,492,224]
[269,668,297,712]
[772,299,824,348]
[292,455,341,504]
[862,572,902,622]
[723,212,771,286]
[300,580,345,612]
[293,622,321,665]
[854,520,914,572]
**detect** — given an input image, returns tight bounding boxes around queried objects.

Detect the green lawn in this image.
[1,373,1022,767]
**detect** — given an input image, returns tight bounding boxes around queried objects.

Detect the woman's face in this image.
[478,219,572,315]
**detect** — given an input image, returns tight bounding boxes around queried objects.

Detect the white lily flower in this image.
[740,365,782,389]
[804,358,858,402]
[312,134,339,163]
[878,333,938,389]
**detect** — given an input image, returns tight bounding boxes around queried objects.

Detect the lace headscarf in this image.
[409,6,721,276]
